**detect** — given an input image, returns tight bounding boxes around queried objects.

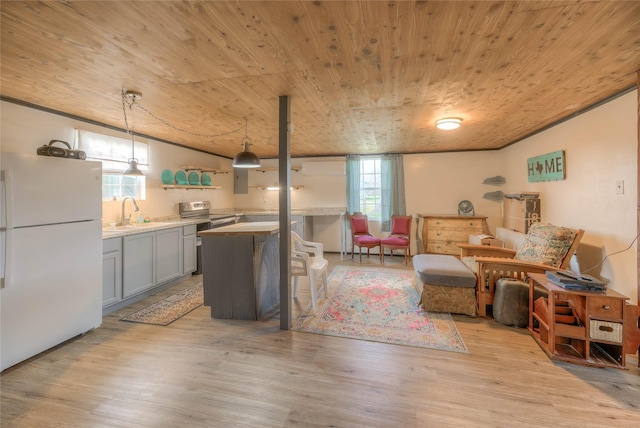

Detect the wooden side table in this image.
[528,273,630,369]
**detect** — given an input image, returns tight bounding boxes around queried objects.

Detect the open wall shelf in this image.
[249,185,303,191]
[160,185,222,190]
[181,165,231,174]
[254,166,301,173]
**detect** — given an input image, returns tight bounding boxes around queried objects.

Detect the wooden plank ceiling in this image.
[1,1,639,159]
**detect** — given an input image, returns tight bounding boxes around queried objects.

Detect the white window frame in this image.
[359,157,382,220]
[77,129,148,200]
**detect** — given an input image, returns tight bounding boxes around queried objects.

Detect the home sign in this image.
[527,150,565,182]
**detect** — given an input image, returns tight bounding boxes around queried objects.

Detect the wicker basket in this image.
[589,320,623,343]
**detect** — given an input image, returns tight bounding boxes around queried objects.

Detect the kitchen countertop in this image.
[102,218,205,239]
[102,207,346,239]
[210,207,346,216]
[199,221,283,237]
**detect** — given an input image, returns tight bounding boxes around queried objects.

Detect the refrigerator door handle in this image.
[0,228,6,289]
[1,170,8,288]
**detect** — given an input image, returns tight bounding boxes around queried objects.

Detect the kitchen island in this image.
[199,222,281,320]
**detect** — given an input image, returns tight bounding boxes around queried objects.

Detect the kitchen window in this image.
[77,129,148,200]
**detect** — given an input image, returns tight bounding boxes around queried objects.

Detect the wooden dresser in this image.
[416,214,489,255]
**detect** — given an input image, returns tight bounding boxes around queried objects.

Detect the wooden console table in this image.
[528,273,630,369]
[416,214,489,255]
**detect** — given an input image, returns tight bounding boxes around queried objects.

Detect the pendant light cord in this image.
[121,90,136,159]
[121,89,132,136]
[121,88,246,140]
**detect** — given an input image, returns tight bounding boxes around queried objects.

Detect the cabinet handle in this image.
[602,305,610,310]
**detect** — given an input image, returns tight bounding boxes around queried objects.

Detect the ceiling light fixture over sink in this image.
[121,89,144,176]
[232,118,261,168]
[435,117,462,130]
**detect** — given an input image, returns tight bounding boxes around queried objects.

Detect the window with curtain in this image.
[346,154,406,231]
[77,129,148,200]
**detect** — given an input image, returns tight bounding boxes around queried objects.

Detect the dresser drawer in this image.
[426,240,460,255]
[588,297,623,320]
[431,228,475,242]
[425,218,486,231]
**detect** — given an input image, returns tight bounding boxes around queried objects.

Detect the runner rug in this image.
[293,266,468,353]
[121,282,203,326]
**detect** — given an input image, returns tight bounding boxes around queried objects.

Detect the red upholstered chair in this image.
[349,213,381,263]
[380,215,412,265]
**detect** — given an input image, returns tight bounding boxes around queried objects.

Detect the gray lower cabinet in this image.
[103,225,198,310]
[123,231,156,298]
[183,224,197,274]
[156,227,183,284]
[102,237,122,307]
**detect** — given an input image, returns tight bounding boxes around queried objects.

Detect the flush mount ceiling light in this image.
[232,119,261,168]
[435,117,462,130]
[122,89,144,176]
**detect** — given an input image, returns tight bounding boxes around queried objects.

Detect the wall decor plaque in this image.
[527,150,565,182]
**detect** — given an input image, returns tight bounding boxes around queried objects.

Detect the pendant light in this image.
[122,89,144,176]
[232,119,261,168]
[123,130,144,176]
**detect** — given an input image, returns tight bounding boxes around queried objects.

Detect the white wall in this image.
[404,151,505,232]
[0,101,235,224]
[231,157,346,211]
[501,91,638,303]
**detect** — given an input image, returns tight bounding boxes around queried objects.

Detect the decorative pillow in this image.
[514,223,577,267]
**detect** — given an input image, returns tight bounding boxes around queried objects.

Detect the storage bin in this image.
[589,320,623,343]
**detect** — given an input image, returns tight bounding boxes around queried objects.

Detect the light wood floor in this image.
[2,253,639,427]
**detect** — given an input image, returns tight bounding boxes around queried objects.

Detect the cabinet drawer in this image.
[426,218,485,230]
[103,237,122,253]
[430,228,474,242]
[426,241,460,255]
[183,224,197,235]
[588,297,623,320]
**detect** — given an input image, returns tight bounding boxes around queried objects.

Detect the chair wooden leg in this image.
[477,288,486,317]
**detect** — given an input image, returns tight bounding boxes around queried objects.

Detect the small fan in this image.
[458,200,475,216]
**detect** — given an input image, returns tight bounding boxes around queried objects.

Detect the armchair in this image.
[459,223,584,317]
[349,213,381,263]
[381,215,412,265]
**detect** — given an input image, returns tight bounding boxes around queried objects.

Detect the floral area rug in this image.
[293,266,468,353]
[121,282,203,326]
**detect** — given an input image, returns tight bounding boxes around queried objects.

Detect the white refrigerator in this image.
[1,152,103,371]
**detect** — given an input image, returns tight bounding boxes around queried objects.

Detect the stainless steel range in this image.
[179,201,241,274]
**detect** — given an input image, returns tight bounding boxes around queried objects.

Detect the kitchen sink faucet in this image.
[120,196,140,226]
